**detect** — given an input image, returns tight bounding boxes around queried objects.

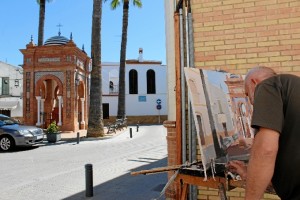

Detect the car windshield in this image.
[0,116,19,126]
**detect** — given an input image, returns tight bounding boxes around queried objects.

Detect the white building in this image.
[0,48,167,124]
[102,48,167,124]
[0,61,23,118]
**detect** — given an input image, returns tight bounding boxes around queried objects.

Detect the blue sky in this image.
[206,70,229,93]
[0,0,166,67]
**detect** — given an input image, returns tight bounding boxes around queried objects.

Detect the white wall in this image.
[164,0,176,121]
[102,62,119,95]
[0,61,23,117]
[102,96,118,115]
[126,64,167,116]
[102,62,167,117]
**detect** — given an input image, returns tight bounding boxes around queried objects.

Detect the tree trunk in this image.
[87,0,104,137]
[38,0,45,46]
[117,1,129,119]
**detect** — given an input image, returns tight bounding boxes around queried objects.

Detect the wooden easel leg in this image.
[180,183,188,200]
[218,183,227,200]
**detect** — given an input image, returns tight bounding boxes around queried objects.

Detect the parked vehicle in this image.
[0,114,44,151]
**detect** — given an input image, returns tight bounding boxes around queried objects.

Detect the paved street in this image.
[0,125,168,200]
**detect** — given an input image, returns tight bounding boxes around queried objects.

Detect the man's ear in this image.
[251,78,258,86]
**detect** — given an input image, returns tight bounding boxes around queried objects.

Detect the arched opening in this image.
[37,79,59,128]
[35,75,63,129]
[196,114,206,145]
[238,103,247,138]
[77,81,86,129]
[147,69,156,94]
[129,69,138,94]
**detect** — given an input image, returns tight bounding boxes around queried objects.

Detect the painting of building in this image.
[185,68,253,172]
[225,75,253,138]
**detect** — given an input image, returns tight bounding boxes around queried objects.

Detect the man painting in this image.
[228,66,300,200]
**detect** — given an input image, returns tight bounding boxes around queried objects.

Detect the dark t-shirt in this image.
[251,74,300,200]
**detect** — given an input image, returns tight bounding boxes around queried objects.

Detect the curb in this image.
[42,128,128,145]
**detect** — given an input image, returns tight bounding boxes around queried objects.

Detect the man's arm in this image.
[245,127,279,200]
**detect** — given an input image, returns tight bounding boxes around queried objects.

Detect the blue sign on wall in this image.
[138,96,147,102]
[156,99,161,104]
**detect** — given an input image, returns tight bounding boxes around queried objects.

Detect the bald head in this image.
[245,66,276,85]
[244,66,277,104]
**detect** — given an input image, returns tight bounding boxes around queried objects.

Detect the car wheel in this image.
[0,136,15,151]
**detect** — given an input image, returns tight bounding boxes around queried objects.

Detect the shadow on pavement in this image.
[0,145,40,153]
[63,157,168,200]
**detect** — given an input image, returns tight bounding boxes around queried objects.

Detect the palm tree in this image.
[87,0,104,137]
[105,0,142,119]
[36,0,52,46]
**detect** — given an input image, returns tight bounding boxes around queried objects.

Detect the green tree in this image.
[36,0,52,46]
[105,0,142,119]
[87,0,104,137]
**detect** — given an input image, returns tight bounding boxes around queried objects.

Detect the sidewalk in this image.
[41,126,129,147]
[59,127,126,141]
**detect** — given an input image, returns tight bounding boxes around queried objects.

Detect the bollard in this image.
[136,122,139,132]
[85,164,93,197]
[130,128,132,138]
[77,132,80,144]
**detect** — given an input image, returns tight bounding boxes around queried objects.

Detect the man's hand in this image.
[227,160,247,180]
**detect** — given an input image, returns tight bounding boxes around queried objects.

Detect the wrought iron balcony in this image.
[109,85,119,95]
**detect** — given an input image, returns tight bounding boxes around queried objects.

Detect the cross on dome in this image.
[57,23,63,36]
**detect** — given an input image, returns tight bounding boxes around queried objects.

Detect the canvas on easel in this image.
[184,68,254,176]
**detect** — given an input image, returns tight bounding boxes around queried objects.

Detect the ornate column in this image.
[57,96,62,126]
[36,96,41,126]
[80,98,85,126]
[41,99,45,125]
[77,96,79,127]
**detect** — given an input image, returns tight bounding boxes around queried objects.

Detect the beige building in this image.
[164,0,300,199]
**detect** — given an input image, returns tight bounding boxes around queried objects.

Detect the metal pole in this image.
[77,132,80,144]
[85,164,93,197]
[185,7,189,68]
[187,1,197,199]
[179,8,186,163]
[188,14,195,68]
[130,128,132,138]
[158,110,161,124]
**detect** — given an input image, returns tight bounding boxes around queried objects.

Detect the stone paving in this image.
[0,125,168,200]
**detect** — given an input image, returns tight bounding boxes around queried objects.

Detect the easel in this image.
[175,171,243,200]
[131,163,276,200]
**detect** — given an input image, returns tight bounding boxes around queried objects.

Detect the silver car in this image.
[0,114,44,151]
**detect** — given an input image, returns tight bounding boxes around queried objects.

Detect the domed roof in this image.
[44,32,70,46]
